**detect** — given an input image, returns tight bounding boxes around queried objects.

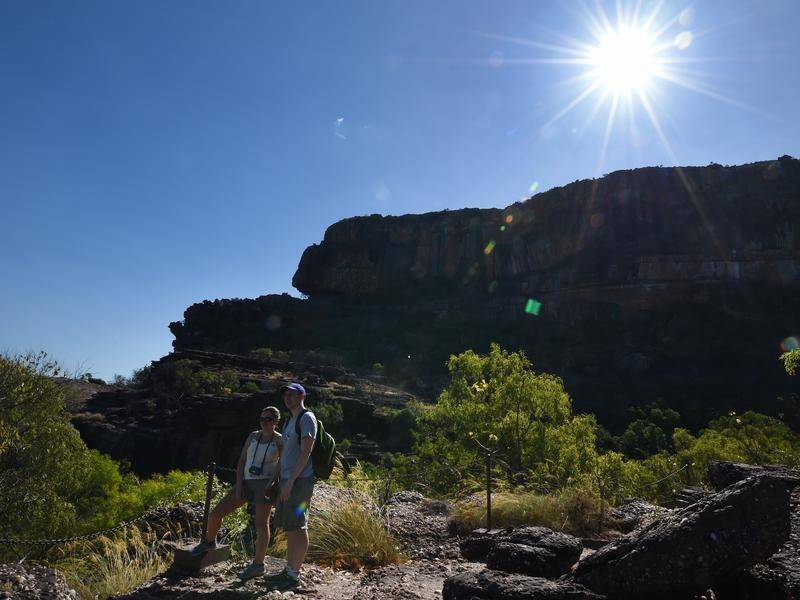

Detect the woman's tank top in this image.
[244,432,281,480]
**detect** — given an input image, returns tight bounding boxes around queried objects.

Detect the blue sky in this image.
[2,0,799,379]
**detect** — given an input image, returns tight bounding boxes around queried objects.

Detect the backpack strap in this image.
[294,408,310,444]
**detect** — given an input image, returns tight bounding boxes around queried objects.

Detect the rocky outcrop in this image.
[442,569,606,600]
[0,564,76,600]
[72,349,419,475]
[572,474,799,599]
[707,460,798,491]
[709,462,800,599]
[169,157,800,430]
[459,527,582,578]
[609,498,669,532]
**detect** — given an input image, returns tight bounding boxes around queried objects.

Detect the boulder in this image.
[707,461,797,491]
[572,474,799,599]
[459,528,509,561]
[442,569,606,600]
[0,564,76,600]
[485,527,583,578]
[717,479,800,600]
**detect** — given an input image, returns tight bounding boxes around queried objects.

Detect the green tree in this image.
[412,344,595,493]
[0,352,90,543]
[0,353,205,560]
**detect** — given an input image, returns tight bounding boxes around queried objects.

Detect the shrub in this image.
[250,347,290,362]
[781,349,800,376]
[241,381,261,394]
[313,401,344,432]
[305,502,404,569]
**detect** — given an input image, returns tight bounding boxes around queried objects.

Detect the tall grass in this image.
[56,529,169,600]
[306,502,404,569]
[451,487,604,537]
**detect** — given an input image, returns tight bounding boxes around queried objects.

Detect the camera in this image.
[248,465,263,476]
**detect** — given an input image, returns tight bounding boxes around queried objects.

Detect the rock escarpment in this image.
[170,157,800,429]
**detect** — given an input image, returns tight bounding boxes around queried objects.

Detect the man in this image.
[266,382,317,588]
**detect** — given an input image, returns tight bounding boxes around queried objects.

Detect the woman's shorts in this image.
[274,476,315,532]
[242,478,274,505]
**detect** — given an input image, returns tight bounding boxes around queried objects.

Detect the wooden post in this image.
[486,451,493,530]
[201,462,215,541]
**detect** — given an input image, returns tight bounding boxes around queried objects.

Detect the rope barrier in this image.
[0,457,693,547]
[639,463,689,488]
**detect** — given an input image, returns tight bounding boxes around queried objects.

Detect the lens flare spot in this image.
[488,280,499,293]
[524,298,542,315]
[590,213,605,228]
[674,31,692,50]
[294,501,308,517]
[484,241,496,255]
[529,181,540,194]
[265,315,282,331]
[781,336,800,352]
[504,214,514,224]
[489,50,504,68]
[500,225,506,232]
[679,7,695,27]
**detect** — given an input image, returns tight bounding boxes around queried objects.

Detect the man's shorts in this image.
[242,478,273,505]
[274,476,315,532]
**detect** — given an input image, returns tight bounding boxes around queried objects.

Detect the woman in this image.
[191,405,283,580]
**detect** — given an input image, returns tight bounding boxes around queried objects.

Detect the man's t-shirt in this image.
[280,411,317,480]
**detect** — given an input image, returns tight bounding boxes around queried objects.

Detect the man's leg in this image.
[285,529,309,573]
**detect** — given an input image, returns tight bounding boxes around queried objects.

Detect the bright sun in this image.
[481,2,763,174]
[589,27,660,93]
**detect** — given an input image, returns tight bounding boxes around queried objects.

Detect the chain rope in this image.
[0,457,693,547]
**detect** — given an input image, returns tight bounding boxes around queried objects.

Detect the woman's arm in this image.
[235,433,252,498]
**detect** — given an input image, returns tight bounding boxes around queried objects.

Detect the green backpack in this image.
[293,408,337,480]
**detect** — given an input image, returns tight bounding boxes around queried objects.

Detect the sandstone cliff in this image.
[170,157,800,429]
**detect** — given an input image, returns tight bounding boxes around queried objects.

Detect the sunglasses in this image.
[260,415,277,422]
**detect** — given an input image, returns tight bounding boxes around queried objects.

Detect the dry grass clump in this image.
[451,488,603,537]
[304,501,404,569]
[56,528,169,600]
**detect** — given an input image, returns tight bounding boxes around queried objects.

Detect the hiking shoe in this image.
[189,539,217,556]
[264,569,299,589]
[237,563,265,581]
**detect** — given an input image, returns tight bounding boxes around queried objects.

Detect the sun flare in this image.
[589,27,660,93]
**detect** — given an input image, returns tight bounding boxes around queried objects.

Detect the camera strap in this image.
[251,432,275,471]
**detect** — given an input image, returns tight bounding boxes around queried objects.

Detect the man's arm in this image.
[288,437,314,482]
[279,416,315,501]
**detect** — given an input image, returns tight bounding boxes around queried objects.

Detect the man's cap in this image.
[280,382,306,395]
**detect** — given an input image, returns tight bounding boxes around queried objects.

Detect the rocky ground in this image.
[5,462,798,600]
[0,564,76,600]
[113,489,481,600]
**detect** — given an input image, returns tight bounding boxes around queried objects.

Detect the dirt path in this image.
[114,491,478,600]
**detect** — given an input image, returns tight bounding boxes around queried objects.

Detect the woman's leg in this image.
[254,503,272,564]
[204,489,245,543]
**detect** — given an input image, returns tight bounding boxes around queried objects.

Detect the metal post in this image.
[201,462,216,541]
[486,451,492,530]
